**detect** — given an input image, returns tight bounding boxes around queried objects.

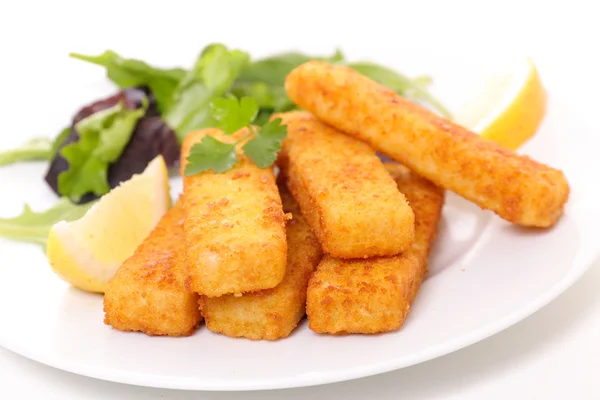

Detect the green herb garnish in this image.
[0,198,95,247]
[184,136,239,175]
[184,95,287,175]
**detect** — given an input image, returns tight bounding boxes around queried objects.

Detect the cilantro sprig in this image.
[184,95,287,176]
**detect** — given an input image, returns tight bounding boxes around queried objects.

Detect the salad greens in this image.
[71,44,450,135]
[0,198,95,247]
[163,44,250,141]
[0,138,54,166]
[184,95,287,175]
[230,50,345,118]
[58,99,147,202]
[70,51,185,113]
[0,43,451,246]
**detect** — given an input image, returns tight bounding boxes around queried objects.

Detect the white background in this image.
[1,0,599,398]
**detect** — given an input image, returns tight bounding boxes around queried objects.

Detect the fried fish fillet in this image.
[103,200,201,336]
[285,61,570,228]
[306,163,444,334]
[180,128,287,297]
[275,111,414,258]
[200,183,323,340]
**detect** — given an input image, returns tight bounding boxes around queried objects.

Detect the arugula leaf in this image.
[70,50,185,113]
[0,198,95,247]
[229,49,343,123]
[58,100,147,202]
[184,136,237,175]
[0,138,53,166]
[237,49,344,87]
[243,118,287,168]
[163,44,249,142]
[211,95,259,134]
[347,62,451,118]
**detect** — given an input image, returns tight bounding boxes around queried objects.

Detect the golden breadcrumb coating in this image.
[275,111,414,258]
[285,61,569,228]
[104,200,201,337]
[306,164,444,334]
[180,128,287,297]
[200,183,322,340]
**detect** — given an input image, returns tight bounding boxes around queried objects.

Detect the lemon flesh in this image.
[454,57,547,151]
[47,156,171,293]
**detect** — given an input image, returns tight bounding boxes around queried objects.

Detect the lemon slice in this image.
[47,156,171,293]
[454,57,547,150]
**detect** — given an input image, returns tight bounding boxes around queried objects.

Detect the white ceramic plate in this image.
[1,37,600,391]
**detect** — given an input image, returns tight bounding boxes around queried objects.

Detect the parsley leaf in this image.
[184,94,288,175]
[184,136,237,175]
[0,198,95,247]
[58,99,147,202]
[243,118,287,168]
[0,137,53,166]
[211,95,258,134]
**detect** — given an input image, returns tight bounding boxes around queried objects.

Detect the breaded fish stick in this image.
[306,164,444,334]
[286,61,569,228]
[200,183,323,340]
[104,200,201,336]
[181,128,287,297]
[276,111,414,259]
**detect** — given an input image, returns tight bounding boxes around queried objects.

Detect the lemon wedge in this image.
[47,156,171,293]
[454,57,547,150]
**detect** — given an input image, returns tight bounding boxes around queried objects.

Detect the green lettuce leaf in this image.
[163,44,250,142]
[50,127,72,158]
[237,49,345,87]
[230,49,344,120]
[0,198,95,247]
[58,99,147,202]
[0,138,53,166]
[70,50,185,113]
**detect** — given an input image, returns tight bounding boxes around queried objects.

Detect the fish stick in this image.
[103,200,201,336]
[285,61,569,228]
[275,111,414,259]
[200,182,323,340]
[306,163,444,334]
[181,128,287,297]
